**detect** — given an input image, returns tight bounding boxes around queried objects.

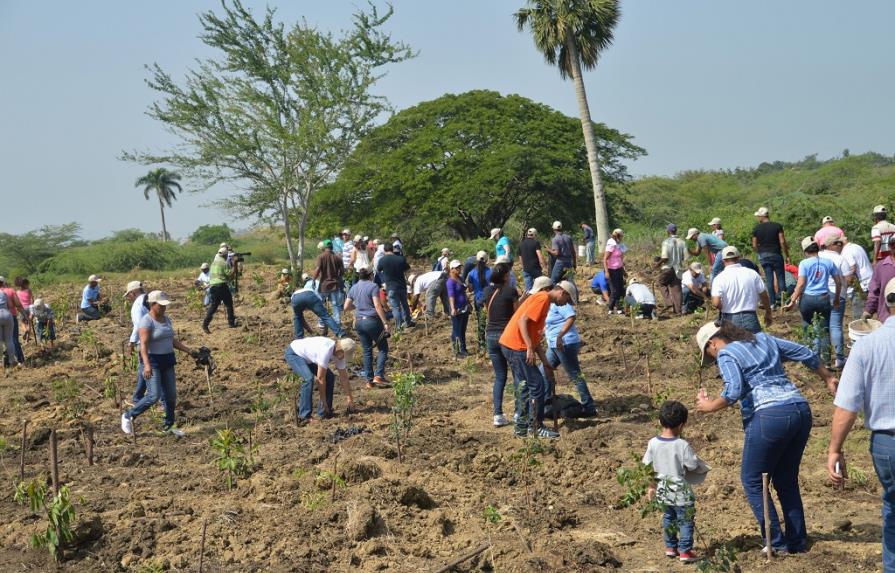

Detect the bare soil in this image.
[0,264,885,572]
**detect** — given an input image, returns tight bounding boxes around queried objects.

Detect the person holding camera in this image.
[202,246,238,334]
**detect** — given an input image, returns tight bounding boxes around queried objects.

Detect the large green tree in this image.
[311,90,644,247]
[122,1,413,269]
[0,223,81,275]
[135,168,181,241]
[516,0,621,252]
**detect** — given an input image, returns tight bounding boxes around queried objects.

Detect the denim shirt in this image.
[718,333,818,424]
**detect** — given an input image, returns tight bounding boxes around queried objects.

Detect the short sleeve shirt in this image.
[544,303,580,348]
[660,236,686,274]
[499,291,552,351]
[347,280,380,318]
[814,225,844,247]
[446,277,469,309]
[681,271,706,290]
[496,236,511,260]
[289,336,346,370]
[798,256,839,296]
[697,233,727,254]
[710,264,766,313]
[625,283,656,305]
[519,239,542,274]
[872,221,895,258]
[483,284,519,335]
[605,238,626,269]
[552,234,575,260]
[591,271,608,291]
[414,271,443,295]
[138,313,175,355]
[466,267,492,304]
[818,250,851,296]
[80,285,100,309]
[752,222,784,255]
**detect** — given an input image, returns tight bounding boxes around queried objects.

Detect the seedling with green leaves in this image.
[14,478,77,561]
[52,378,87,424]
[391,371,422,463]
[210,428,256,490]
[77,326,102,361]
[483,505,502,524]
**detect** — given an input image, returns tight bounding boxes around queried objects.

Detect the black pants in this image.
[204,284,236,328]
[607,268,625,311]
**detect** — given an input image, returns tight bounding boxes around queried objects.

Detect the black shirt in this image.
[376,254,409,289]
[752,222,784,255]
[740,258,760,274]
[483,284,519,335]
[519,238,542,274]
[462,256,477,282]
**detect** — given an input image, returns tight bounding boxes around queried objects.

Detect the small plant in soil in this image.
[0,436,10,455]
[185,287,205,317]
[300,491,328,511]
[52,378,87,424]
[250,379,277,432]
[483,505,502,524]
[135,561,167,573]
[251,294,267,308]
[510,435,546,519]
[103,374,119,404]
[210,428,256,490]
[14,478,77,561]
[77,326,102,361]
[391,371,422,463]
[315,469,346,491]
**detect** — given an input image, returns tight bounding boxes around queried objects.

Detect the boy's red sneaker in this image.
[678,550,700,563]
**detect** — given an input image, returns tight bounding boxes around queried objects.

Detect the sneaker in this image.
[607,310,614,316]
[529,427,560,439]
[635,315,644,320]
[678,550,700,563]
[761,546,788,556]
[513,412,520,424]
[164,424,185,438]
[457,350,469,358]
[121,413,133,435]
[615,309,624,315]
[493,414,509,427]
[406,321,417,328]
[665,548,679,558]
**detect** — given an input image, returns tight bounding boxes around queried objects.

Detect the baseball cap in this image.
[885,277,895,306]
[0,276,5,284]
[721,246,740,260]
[353,234,362,242]
[552,221,562,230]
[822,216,833,224]
[495,255,510,264]
[824,233,844,247]
[530,276,554,293]
[341,228,351,235]
[218,246,228,255]
[666,224,678,233]
[801,236,818,251]
[489,228,501,240]
[754,207,769,217]
[219,242,229,249]
[557,280,578,305]
[689,262,703,274]
[362,236,369,242]
[627,276,640,286]
[686,228,699,240]
[449,259,462,270]
[476,250,488,262]
[874,205,887,215]
[390,232,400,239]
[441,248,450,254]
[612,228,624,236]
[281,268,290,275]
[200,262,209,270]
[88,274,102,282]
[696,321,722,365]
[338,338,356,361]
[708,217,722,226]
[322,239,333,249]
[301,272,310,282]
[527,228,537,236]
[33,298,43,308]
[146,290,172,306]
[124,280,143,296]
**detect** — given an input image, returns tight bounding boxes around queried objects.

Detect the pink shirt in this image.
[16,289,33,308]
[605,238,626,270]
[814,225,843,247]
[1,287,19,316]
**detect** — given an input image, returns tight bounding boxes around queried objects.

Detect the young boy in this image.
[642,401,709,563]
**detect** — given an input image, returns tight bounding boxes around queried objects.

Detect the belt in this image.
[873,430,895,437]
[722,311,757,316]
[357,315,381,321]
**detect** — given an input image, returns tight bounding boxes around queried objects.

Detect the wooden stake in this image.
[199,518,207,573]
[83,425,94,466]
[619,339,628,372]
[431,543,490,573]
[205,365,214,407]
[19,421,27,482]
[645,354,652,397]
[132,416,137,446]
[331,448,340,503]
[49,429,60,494]
[762,472,772,561]
[550,375,558,432]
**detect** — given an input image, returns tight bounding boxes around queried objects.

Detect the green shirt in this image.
[209,255,230,286]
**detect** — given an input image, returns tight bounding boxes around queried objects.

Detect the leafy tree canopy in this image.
[190,224,234,245]
[310,90,644,246]
[0,223,82,275]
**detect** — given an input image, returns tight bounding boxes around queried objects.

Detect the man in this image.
[284,337,356,421]
[490,228,512,261]
[125,280,151,403]
[196,262,212,306]
[546,221,576,283]
[391,233,404,257]
[863,235,895,324]
[434,248,450,272]
[751,206,790,308]
[203,247,238,333]
[376,242,414,329]
[828,277,895,573]
[499,281,574,439]
[710,246,772,333]
[314,239,345,330]
[461,253,477,283]
[686,228,727,280]
[656,224,687,315]
[409,271,449,317]
[814,215,844,248]
[681,262,709,313]
[842,235,873,318]
[519,228,546,291]
[590,271,609,305]
[872,205,895,263]
[78,274,105,322]
[580,223,595,265]
[819,235,854,369]
[291,276,344,339]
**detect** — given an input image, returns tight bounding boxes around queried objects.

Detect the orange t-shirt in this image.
[499,291,551,351]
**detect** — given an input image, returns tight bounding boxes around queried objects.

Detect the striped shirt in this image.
[718,333,819,424]
[834,317,895,431]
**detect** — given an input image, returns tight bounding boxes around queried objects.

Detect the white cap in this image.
[689,262,703,274]
[874,205,887,215]
[686,228,699,240]
[317,241,325,250]
[530,276,554,293]
[407,274,417,286]
[824,233,844,247]
[495,255,510,264]
[489,228,501,240]
[476,250,488,262]
[218,247,228,255]
[551,221,563,230]
[362,236,369,242]
[885,278,895,307]
[449,259,462,270]
[822,215,833,224]
[754,207,769,217]
[527,228,537,236]
[301,272,310,282]
[88,274,102,282]
[353,234,362,242]
[557,280,578,305]
[281,268,290,275]
[801,236,818,251]
[146,290,172,306]
[342,228,351,235]
[200,262,209,270]
[612,228,624,237]
[338,338,356,360]
[441,248,450,255]
[219,242,229,249]
[721,246,740,260]
[0,276,5,284]
[124,280,143,296]
[708,217,722,226]
[627,276,640,286]
[696,321,722,365]
[33,298,44,307]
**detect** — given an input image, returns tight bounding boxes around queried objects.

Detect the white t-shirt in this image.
[710,264,766,313]
[842,242,873,291]
[197,271,210,286]
[414,271,443,295]
[871,220,895,257]
[819,250,852,297]
[681,271,706,290]
[625,283,656,305]
[289,337,346,370]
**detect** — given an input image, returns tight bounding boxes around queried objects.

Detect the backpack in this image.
[543,394,588,419]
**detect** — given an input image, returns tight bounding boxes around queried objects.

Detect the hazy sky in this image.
[2,0,893,240]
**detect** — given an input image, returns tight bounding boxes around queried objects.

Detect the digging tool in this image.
[762,472,772,561]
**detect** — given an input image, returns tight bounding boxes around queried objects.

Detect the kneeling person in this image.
[285,337,355,421]
[625,277,657,319]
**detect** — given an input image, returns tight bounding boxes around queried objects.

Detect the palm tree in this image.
[135,168,182,241]
[516,0,620,251]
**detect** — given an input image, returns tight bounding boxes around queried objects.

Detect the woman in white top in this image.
[350,237,372,273]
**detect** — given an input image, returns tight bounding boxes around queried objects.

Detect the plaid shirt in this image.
[834,316,895,431]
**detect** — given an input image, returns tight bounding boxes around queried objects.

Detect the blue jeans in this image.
[133,355,147,402]
[829,295,845,363]
[799,293,831,362]
[451,311,469,353]
[503,345,546,434]
[586,241,596,265]
[741,402,812,553]
[291,291,343,339]
[682,286,707,313]
[321,289,344,328]
[663,505,695,553]
[759,252,786,306]
[551,258,573,283]
[11,318,24,363]
[36,320,56,342]
[721,311,762,333]
[386,287,412,329]
[284,347,334,420]
[487,333,518,416]
[522,269,541,292]
[355,317,388,380]
[710,254,724,281]
[870,432,895,572]
[126,361,177,428]
[542,343,596,415]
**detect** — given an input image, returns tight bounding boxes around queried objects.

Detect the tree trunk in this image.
[158,194,169,242]
[280,193,298,270]
[565,35,609,253]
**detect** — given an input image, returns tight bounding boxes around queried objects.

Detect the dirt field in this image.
[0,263,886,572]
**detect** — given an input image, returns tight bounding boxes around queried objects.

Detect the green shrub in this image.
[189,224,233,245]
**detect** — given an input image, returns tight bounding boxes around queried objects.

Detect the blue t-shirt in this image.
[347,280,381,319]
[138,313,176,355]
[798,256,839,296]
[332,237,344,253]
[697,233,727,254]
[591,271,608,291]
[466,267,492,304]
[81,285,100,309]
[496,236,511,260]
[545,303,580,348]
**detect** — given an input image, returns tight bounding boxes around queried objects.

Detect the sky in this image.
[2,0,893,240]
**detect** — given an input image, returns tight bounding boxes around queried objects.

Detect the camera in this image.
[232,251,252,263]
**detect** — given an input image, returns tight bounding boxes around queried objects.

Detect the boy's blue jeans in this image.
[663,505,695,553]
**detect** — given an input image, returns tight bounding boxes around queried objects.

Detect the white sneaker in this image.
[121,413,133,435]
[493,414,509,427]
[615,310,624,315]
[635,315,644,320]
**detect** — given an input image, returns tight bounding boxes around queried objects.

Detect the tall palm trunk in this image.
[157,195,169,242]
[565,35,608,253]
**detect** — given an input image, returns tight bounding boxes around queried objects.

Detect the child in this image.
[196,263,211,306]
[643,401,710,563]
[30,298,56,348]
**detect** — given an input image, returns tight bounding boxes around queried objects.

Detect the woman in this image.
[349,236,372,275]
[482,265,519,426]
[0,288,22,368]
[694,321,838,554]
[783,237,841,363]
[446,260,470,358]
[121,290,197,437]
[344,268,390,388]
[15,277,34,342]
[0,276,25,364]
[603,228,627,315]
